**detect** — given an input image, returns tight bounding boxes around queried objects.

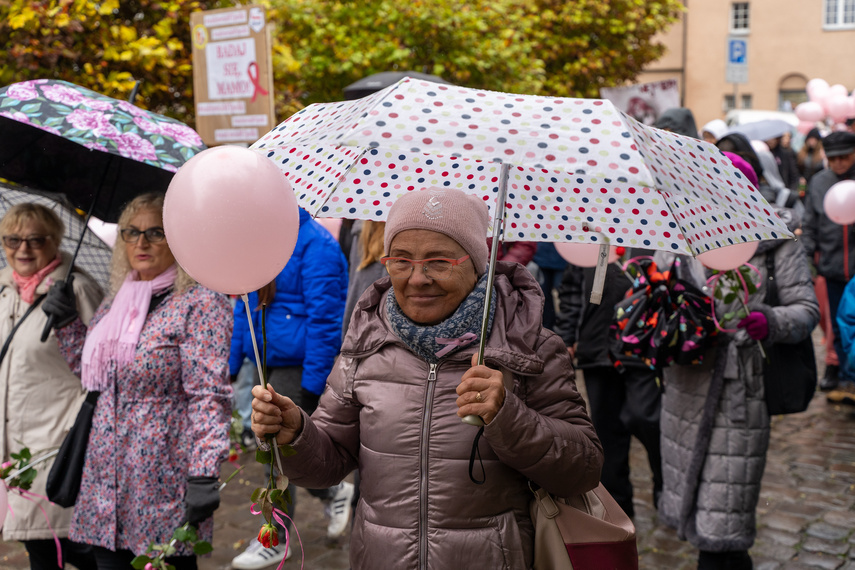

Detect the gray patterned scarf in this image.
[385,274,496,364]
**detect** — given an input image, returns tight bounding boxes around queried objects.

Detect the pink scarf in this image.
[12,255,61,304]
[81,264,178,392]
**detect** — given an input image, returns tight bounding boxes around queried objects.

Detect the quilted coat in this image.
[659,234,818,552]
[278,261,603,569]
[0,252,103,541]
[69,285,233,555]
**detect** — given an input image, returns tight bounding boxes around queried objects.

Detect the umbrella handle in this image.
[39,315,55,343]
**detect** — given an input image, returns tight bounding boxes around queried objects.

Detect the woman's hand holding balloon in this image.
[456,353,506,425]
[251,384,303,446]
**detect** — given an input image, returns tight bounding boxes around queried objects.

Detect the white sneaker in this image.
[231,537,292,569]
[326,481,355,538]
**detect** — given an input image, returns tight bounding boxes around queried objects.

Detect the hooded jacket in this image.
[659,213,818,551]
[277,262,603,569]
[229,208,348,395]
[801,162,855,282]
[0,252,103,541]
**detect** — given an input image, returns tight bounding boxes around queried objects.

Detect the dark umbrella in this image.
[0,79,205,338]
[0,79,206,223]
[343,71,450,100]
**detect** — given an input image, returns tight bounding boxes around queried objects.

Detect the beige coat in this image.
[0,252,103,541]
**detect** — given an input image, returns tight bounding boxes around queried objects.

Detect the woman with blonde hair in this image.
[68,192,233,569]
[341,219,387,337]
[0,202,103,569]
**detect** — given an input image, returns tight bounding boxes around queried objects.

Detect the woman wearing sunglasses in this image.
[0,203,103,569]
[66,193,233,569]
[250,187,603,569]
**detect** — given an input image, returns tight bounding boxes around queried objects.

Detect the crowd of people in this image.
[1,109,854,570]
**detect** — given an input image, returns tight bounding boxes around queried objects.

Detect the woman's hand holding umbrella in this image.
[456,353,506,426]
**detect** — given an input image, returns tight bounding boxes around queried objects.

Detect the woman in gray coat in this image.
[658,203,818,569]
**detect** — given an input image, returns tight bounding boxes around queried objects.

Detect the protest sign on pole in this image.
[600,80,681,125]
[190,5,275,146]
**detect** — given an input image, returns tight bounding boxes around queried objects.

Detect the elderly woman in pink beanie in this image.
[250,187,603,569]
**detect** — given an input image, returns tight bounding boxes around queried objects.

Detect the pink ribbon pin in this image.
[435,332,478,358]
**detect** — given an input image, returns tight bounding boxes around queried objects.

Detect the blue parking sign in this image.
[729,39,747,64]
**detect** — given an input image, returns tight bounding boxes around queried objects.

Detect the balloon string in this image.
[705,264,761,334]
[11,486,63,568]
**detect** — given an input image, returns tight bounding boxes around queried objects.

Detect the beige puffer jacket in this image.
[0,252,103,541]
[280,262,603,569]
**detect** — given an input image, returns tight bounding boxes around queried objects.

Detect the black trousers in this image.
[698,549,752,569]
[582,365,663,518]
[23,539,95,570]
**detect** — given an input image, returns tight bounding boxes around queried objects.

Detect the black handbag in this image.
[46,390,99,507]
[762,253,817,415]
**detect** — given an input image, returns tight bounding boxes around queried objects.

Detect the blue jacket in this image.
[838,276,855,377]
[229,209,348,395]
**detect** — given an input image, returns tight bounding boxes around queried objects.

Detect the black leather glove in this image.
[184,476,220,525]
[42,277,78,329]
[300,388,321,416]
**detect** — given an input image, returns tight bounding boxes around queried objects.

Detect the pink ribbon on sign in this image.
[249,502,303,570]
[247,62,269,103]
[435,332,478,358]
[8,486,63,568]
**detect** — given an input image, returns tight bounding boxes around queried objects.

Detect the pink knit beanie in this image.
[722,151,759,189]
[384,187,490,276]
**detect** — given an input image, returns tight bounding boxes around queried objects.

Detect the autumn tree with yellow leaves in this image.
[0,0,682,127]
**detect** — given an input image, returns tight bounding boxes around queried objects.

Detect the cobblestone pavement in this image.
[3,331,855,569]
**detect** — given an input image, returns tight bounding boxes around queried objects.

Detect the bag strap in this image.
[0,290,45,367]
[764,252,779,307]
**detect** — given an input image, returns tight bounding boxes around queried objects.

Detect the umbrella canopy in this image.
[252,77,791,257]
[0,79,206,223]
[343,71,450,100]
[727,119,793,142]
[0,182,112,291]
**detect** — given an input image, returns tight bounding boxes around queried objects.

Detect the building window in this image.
[724,94,736,112]
[731,2,750,32]
[825,0,855,28]
[741,94,753,109]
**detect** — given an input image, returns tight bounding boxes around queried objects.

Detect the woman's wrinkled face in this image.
[388,229,478,325]
[124,209,175,281]
[2,219,58,278]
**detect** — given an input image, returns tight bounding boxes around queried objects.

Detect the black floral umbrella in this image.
[0,79,206,223]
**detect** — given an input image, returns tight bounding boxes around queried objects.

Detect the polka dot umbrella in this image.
[252,76,792,427]
[252,77,791,257]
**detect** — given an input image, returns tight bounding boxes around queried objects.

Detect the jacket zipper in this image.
[418,362,438,569]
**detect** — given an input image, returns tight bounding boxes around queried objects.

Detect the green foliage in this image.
[1,446,38,491]
[0,0,681,126]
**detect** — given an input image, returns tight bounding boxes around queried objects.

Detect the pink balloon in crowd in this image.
[823,180,855,226]
[164,146,300,295]
[797,120,816,135]
[696,241,759,271]
[828,95,854,124]
[828,84,850,100]
[316,218,342,242]
[555,242,619,268]
[806,78,830,102]
[795,101,826,123]
[0,483,7,531]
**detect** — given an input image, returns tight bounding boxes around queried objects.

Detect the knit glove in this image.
[737,311,769,341]
[184,476,220,525]
[41,277,78,329]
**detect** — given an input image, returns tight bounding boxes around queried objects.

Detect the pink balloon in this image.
[829,84,850,99]
[807,78,830,102]
[828,95,853,124]
[797,120,816,135]
[555,242,619,267]
[164,146,300,295]
[824,180,855,225]
[697,241,759,271]
[795,101,825,123]
[316,218,342,242]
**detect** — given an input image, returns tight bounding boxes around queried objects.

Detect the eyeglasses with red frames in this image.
[380,255,470,281]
